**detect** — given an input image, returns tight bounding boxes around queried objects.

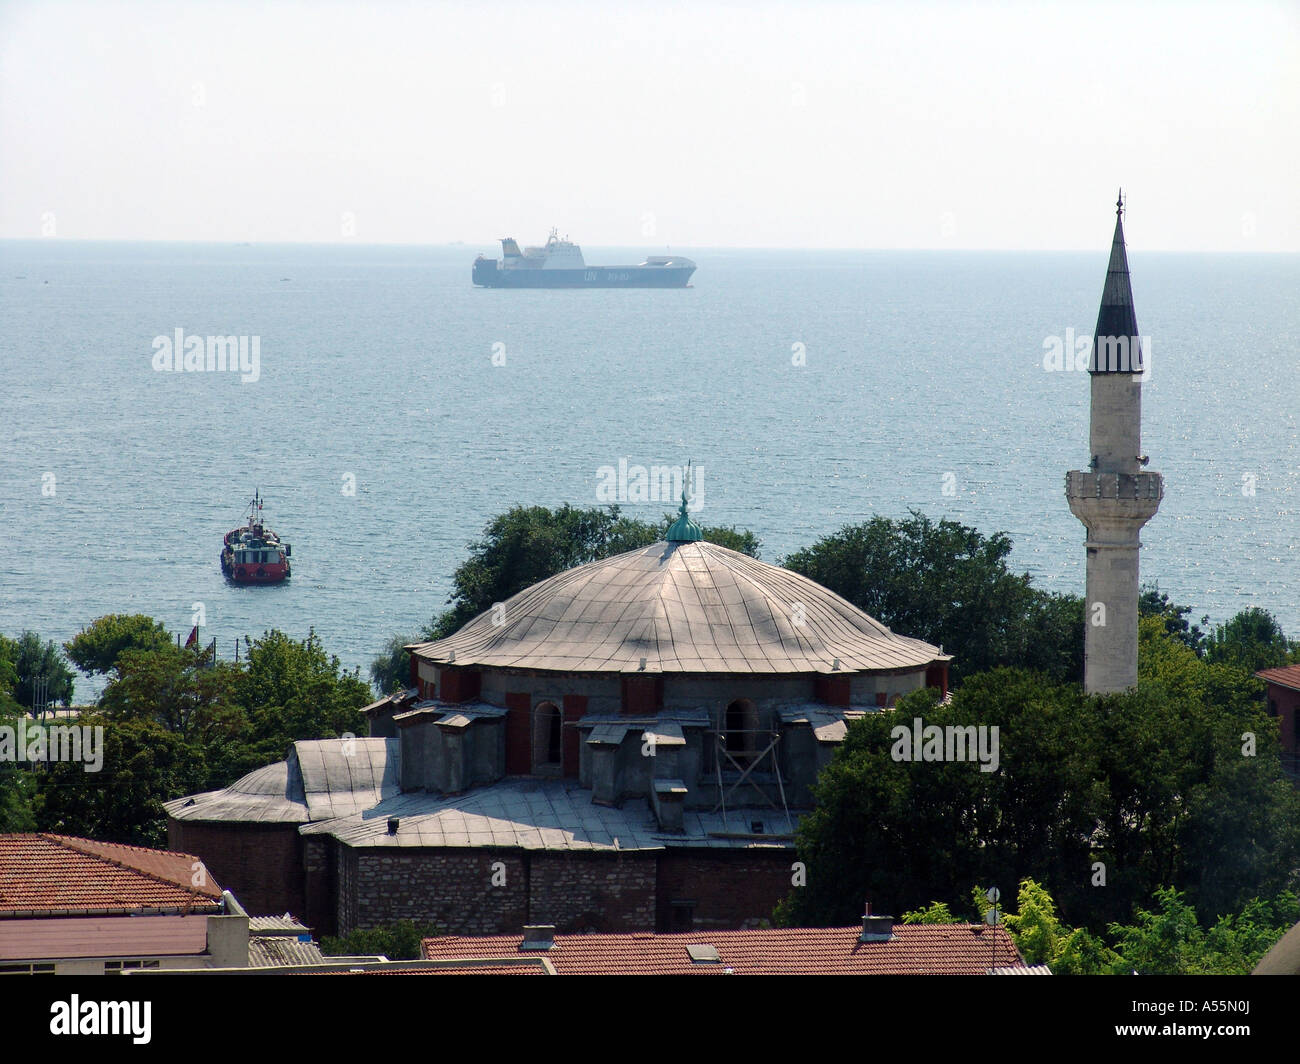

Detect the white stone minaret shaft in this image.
[1065,193,1163,694]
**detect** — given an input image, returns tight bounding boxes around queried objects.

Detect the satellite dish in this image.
[984,908,1001,926]
[986,886,1001,904]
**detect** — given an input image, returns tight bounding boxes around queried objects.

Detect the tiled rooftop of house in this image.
[1256,665,1300,692]
[423,923,1025,975]
[0,834,223,916]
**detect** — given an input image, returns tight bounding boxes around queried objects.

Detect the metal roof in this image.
[164,738,399,824]
[408,540,947,676]
[298,777,797,852]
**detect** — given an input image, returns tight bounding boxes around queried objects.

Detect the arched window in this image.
[723,698,760,768]
[532,701,563,774]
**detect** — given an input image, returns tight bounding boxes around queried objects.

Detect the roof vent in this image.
[686,944,721,964]
[859,911,895,943]
[521,924,557,951]
[387,817,400,835]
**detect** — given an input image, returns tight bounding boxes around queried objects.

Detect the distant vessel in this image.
[473,229,695,288]
[220,490,291,584]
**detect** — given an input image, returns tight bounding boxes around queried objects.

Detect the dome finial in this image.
[665,459,703,542]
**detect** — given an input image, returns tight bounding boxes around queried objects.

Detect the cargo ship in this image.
[472,229,695,288]
[220,491,291,584]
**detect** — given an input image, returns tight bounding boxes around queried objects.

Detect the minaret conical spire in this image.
[1089,189,1143,373]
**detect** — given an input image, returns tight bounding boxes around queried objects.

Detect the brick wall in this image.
[350,850,528,936]
[655,851,794,931]
[303,835,336,936]
[529,853,656,932]
[166,818,304,918]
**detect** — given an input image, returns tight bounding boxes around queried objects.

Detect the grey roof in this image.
[248,936,326,967]
[409,540,947,676]
[248,914,310,933]
[164,738,399,824]
[298,778,798,852]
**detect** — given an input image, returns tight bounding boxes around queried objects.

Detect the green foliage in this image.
[64,614,174,676]
[778,619,1300,935]
[33,714,208,848]
[236,629,369,763]
[0,706,36,831]
[1204,607,1294,674]
[9,631,74,710]
[319,919,441,960]
[782,511,1082,683]
[900,900,959,924]
[55,625,374,843]
[1106,887,1299,975]
[1139,585,1208,653]
[1001,879,1117,974]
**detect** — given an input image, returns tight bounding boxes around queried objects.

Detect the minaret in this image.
[1065,191,1163,694]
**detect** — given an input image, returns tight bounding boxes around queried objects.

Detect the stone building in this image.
[168,500,950,936]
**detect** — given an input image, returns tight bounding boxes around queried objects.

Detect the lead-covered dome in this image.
[408,540,947,675]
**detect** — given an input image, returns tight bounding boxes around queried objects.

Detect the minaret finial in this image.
[665,459,703,543]
[1117,188,1124,218]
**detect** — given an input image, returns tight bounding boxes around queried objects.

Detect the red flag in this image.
[185,625,199,648]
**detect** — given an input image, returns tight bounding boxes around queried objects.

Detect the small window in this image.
[723,699,760,768]
[532,701,563,774]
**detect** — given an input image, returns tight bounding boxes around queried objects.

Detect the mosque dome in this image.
[408,538,946,675]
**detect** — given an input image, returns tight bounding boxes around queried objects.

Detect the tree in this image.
[781,511,1082,683]
[1107,887,1298,975]
[65,614,173,675]
[320,919,441,960]
[371,504,760,691]
[1204,607,1293,675]
[99,644,245,742]
[1139,585,1208,653]
[33,714,208,848]
[237,629,369,765]
[775,621,1300,935]
[11,631,74,711]
[0,706,36,831]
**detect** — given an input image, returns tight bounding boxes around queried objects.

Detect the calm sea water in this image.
[1,240,1297,699]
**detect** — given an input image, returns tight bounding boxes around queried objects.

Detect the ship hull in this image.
[473,262,694,288]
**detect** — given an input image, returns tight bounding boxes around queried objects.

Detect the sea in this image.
[1,240,1297,700]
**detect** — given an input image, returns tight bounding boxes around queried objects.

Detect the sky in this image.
[1,0,1297,251]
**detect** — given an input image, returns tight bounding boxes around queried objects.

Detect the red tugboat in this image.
[220,491,291,584]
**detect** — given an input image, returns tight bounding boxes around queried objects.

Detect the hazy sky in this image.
[2,0,1297,250]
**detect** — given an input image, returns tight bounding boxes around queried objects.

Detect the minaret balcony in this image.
[1066,470,1163,530]
[1065,470,1163,501]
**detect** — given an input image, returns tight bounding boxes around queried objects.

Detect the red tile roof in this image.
[1257,666,1300,692]
[423,924,1024,975]
[0,834,223,916]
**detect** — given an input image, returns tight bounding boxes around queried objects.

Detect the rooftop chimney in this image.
[521,924,557,951]
[387,817,400,835]
[859,903,895,943]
